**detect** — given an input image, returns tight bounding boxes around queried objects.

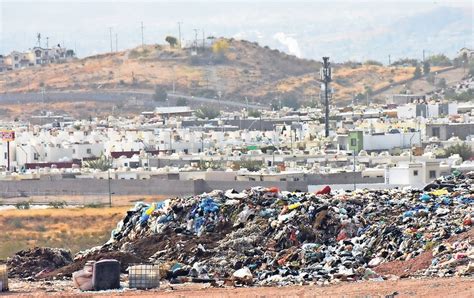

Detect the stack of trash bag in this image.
[76,172,473,285]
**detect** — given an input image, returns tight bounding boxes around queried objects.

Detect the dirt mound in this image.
[374,228,474,277]
[7,247,73,278]
[373,250,433,277]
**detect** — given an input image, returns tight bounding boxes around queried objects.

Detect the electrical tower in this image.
[320,57,332,138]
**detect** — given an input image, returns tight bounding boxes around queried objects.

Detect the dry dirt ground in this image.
[0,39,444,106]
[4,277,473,297]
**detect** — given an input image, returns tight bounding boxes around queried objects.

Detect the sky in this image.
[1,0,472,62]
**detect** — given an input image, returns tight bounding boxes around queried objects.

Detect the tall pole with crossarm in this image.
[321,57,332,138]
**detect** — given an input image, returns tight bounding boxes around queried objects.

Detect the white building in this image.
[385,161,451,185]
[363,131,421,151]
[397,103,458,119]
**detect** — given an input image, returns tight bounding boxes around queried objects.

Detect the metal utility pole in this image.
[46,37,49,49]
[320,57,332,138]
[141,22,145,47]
[177,22,182,48]
[193,29,199,52]
[6,141,10,172]
[202,29,205,48]
[388,54,391,65]
[422,49,425,62]
[108,168,112,207]
[109,27,113,52]
[115,33,118,52]
[353,150,356,190]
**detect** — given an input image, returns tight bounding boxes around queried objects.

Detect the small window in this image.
[72,149,76,154]
[86,148,92,154]
[414,170,418,176]
[4,153,7,159]
[350,138,357,146]
[429,170,436,179]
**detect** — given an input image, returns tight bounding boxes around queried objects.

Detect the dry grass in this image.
[0,39,454,110]
[0,206,129,260]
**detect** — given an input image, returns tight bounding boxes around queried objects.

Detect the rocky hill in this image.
[0,38,452,107]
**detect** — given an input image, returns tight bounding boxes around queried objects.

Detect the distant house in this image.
[397,102,458,119]
[458,47,474,59]
[391,94,426,105]
[0,55,7,72]
[142,106,194,118]
[1,44,76,71]
[348,130,421,152]
[426,123,474,141]
[385,161,451,185]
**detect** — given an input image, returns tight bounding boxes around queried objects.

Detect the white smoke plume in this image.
[273,32,302,57]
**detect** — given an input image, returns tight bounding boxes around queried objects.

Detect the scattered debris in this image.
[7,172,473,288]
[7,247,72,279]
[65,172,473,286]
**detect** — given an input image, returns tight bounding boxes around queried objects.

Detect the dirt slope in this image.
[1,38,450,107]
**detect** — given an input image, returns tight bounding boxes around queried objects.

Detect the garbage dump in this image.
[70,172,473,286]
[7,247,72,279]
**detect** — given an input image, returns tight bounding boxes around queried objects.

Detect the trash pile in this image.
[74,172,473,285]
[7,247,72,279]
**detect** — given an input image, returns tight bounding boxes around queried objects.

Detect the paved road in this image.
[0,89,269,110]
[167,92,268,110]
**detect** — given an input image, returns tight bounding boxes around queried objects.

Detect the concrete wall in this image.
[0,178,196,198]
[0,172,384,200]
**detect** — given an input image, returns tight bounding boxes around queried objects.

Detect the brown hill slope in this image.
[0,38,449,106]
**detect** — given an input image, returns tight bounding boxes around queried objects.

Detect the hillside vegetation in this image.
[0,38,450,106]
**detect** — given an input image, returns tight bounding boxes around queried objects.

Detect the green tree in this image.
[153,85,167,102]
[165,36,178,48]
[427,54,452,66]
[392,58,419,67]
[84,154,112,171]
[426,73,435,84]
[444,143,473,161]
[211,39,229,63]
[448,89,474,102]
[413,65,422,78]
[423,61,431,75]
[468,60,474,76]
[364,60,383,66]
[176,98,188,106]
[436,78,447,89]
[248,109,261,117]
[195,107,220,119]
[281,96,300,110]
